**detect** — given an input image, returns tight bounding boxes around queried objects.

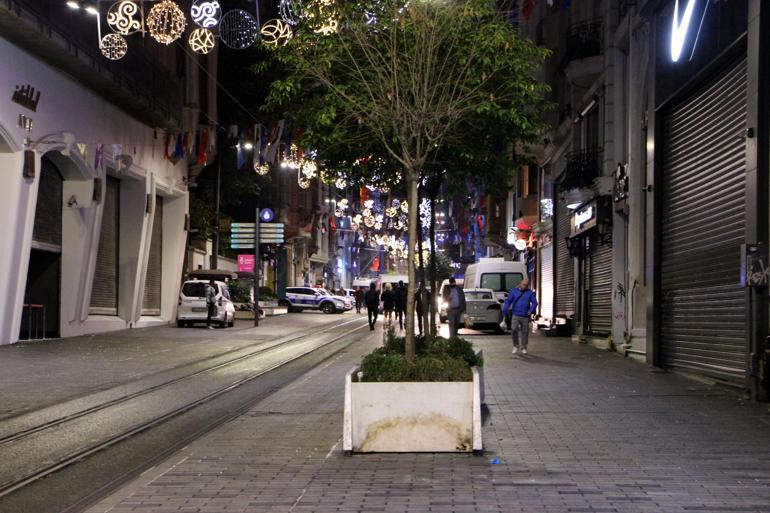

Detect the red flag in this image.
[197,129,208,165]
[522,0,535,19]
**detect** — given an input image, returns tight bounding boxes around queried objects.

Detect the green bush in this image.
[360,329,481,382]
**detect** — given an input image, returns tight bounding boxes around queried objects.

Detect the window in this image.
[466,291,494,300]
[182,282,207,298]
[480,272,524,292]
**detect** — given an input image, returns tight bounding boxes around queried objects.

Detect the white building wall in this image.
[0,38,189,344]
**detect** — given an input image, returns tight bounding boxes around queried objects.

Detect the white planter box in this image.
[343,352,484,453]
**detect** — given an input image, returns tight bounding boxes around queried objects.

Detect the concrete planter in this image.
[343,352,484,453]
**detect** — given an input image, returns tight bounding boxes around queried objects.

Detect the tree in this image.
[266,0,549,362]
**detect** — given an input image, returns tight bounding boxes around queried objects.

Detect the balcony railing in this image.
[0,0,183,127]
[560,148,603,191]
[619,0,637,19]
[564,18,603,64]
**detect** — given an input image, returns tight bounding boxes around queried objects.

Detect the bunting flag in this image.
[165,133,176,160]
[94,144,104,172]
[169,134,184,164]
[182,132,190,157]
[265,120,285,163]
[522,0,535,19]
[197,129,208,165]
[77,143,88,161]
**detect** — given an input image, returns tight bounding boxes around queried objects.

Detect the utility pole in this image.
[212,152,221,269]
[254,205,260,327]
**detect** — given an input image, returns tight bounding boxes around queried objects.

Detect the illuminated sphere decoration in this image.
[107,1,142,35]
[191,0,221,28]
[335,177,347,189]
[279,0,303,26]
[385,206,397,218]
[100,33,128,60]
[364,215,376,228]
[189,28,216,54]
[400,200,409,213]
[147,0,186,45]
[219,9,259,49]
[298,175,311,189]
[261,19,293,47]
[254,162,269,175]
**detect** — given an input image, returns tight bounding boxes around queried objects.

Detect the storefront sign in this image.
[671,0,705,62]
[741,243,768,288]
[570,200,598,237]
[238,254,255,273]
[260,208,275,222]
[12,84,41,111]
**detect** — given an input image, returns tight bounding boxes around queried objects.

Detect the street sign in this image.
[259,224,284,231]
[260,208,275,222]
[232,227,255,232]
[238,254,255,273]
[231,222,255,228]
[231,243,255,249]
[231,233,256,239]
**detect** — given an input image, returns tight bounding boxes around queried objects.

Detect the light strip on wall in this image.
[671,0,697,62]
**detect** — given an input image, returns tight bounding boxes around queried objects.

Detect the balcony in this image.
[563,19,603,65]
[0,0,183,128]
[559,148,603,192]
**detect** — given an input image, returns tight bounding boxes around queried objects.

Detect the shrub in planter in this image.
[360,329,482,382]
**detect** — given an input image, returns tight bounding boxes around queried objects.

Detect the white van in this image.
[463,258,527,303]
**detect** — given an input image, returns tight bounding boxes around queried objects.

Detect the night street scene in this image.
[1,1,770,513]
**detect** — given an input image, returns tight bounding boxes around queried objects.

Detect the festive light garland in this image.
[189,27,216,54]
[146,0,186,45]
[219,9,259,49]
[191,0,221,28]
[107,1,142,35]
[100,33,128,60]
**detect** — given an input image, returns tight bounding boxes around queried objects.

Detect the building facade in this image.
[521,0,770,399]
[0,1,216,344]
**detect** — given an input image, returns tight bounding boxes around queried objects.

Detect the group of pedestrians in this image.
[352,277,538,357]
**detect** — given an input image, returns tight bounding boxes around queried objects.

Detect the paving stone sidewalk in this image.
[0,312,360,419]
[86,332,770,513]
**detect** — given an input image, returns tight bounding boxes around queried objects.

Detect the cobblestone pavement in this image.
[85,329,770,513]
[0,312,359,419]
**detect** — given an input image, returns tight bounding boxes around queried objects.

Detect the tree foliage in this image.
[264,0,549,361]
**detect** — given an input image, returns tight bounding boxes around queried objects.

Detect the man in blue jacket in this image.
[501,278,538,355]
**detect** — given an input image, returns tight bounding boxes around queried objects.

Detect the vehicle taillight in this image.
[487,304,501,310]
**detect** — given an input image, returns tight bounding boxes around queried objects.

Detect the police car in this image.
[281,287,347,314]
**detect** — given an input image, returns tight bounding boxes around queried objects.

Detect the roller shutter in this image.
[90,177,120,315]
[554,198,574,316]
[660,58,747,384]
[142,196,163,315]
[539,244,554,321]
[587,234,612,335]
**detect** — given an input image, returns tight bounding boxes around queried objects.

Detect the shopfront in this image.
[568,198,613,337]
[650,0,768,392]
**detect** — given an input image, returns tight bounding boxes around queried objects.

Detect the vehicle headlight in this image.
[336,300,344,306]
[441,301,448,309]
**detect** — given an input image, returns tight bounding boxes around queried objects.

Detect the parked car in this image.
[461,288,503,333]
[437,278,464,323]
[281,287,347,314]
[177,280,235,328]
[464,257,526,303]
[317,288,354,311]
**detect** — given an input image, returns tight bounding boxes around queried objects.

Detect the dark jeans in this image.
[447,308,462,339]
[206,303,217,326]
[355,301,362,313]
[416,311,423,335]
[395,308,405,328]
[367,307,378,329]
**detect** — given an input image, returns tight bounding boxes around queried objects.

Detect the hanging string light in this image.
[107,1,142,35]
[254,161,269,175]
[100,33,128,60]
[147,0,186,45]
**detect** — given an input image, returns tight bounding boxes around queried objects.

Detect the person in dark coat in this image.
[364,283,380,330]
[354,287,364,314]
[381,283,396,323]
[394,280,408,330]
[415,283,425,336]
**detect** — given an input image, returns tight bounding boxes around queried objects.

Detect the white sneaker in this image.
[511,347,518,355]
[521,348,528,355]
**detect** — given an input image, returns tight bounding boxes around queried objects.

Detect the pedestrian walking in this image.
[381,283,395,323]
[442,277,466,339]
[364,283,380,330]
[415,283,425,336]
[354,287,363,314]
[394,280,408,330]
[501,278,538,355]
[205,279,217,330]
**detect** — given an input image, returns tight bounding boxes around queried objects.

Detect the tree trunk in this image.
[429,192,438,336]
[404,172,419,363]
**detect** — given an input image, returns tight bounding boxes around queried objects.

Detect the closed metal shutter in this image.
[142,196,163,315]
[587,234,612,334]
[660,58,747,384]
[539,244,554,321]
[33,158,63,248]
[554,198,574,316]
[90,177,120,315]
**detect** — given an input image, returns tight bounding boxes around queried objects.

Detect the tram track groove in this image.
[0,316,364,446]
[0,318,369,498]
